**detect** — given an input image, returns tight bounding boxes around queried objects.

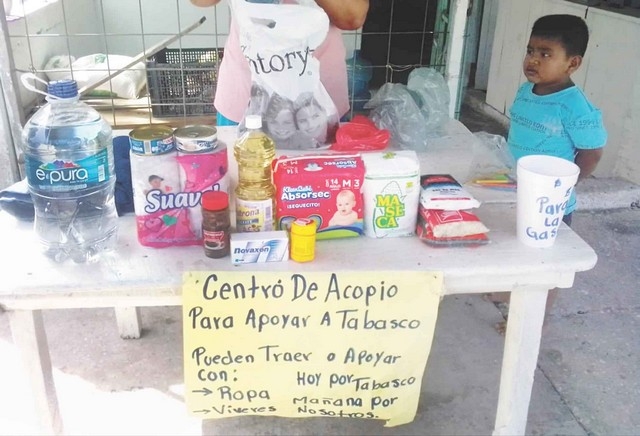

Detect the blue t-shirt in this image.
[508,82,607,214]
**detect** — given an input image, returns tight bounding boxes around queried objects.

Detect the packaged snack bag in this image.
[420,174,480,210]
[418,207,489,238]
[416,218,490,247]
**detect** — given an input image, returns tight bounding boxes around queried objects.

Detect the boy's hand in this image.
[575,148,604,183]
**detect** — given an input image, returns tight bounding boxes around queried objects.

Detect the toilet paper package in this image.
[130,146,229,248]
[361,150,421,238]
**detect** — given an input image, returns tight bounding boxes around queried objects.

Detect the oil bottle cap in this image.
[202,191,229,211]
[245,115,262,130]
[292,218,317,235]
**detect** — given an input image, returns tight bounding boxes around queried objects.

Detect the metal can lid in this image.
[174,125,217,140]
[129,125,175,141]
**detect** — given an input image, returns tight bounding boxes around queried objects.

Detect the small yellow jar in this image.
[290,218,317,263]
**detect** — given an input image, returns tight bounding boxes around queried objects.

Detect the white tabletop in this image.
[0,119,596,310]
[0,201,596,311]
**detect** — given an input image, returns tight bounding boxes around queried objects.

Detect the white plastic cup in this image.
[516,155,579,248]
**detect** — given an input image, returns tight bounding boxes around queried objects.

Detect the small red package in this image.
[418,207,489,238]
[416,218,490,247]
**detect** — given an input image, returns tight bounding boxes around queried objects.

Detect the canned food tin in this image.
[174,125,218,153]
[129,125,175,155]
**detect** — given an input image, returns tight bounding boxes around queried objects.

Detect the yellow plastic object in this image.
[290,218,317,263]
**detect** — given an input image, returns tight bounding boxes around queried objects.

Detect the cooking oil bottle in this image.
[234,115,276,232]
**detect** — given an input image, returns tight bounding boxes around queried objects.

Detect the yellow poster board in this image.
[182,270,442,427]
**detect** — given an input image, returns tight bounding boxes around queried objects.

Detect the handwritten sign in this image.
[182,270,443,427]
[524,189,573,241]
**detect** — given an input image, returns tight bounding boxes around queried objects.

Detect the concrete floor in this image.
[458,90,509,137]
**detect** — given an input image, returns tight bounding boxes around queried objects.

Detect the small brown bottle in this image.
[201,191,230,258]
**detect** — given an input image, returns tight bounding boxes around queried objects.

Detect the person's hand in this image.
[314,0,369,30]
[190,0,222,7]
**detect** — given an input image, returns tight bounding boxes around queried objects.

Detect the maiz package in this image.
[232,0,339,149]
[273,154,365,239]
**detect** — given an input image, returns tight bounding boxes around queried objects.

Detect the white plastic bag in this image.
[232,0,339,149]
[364,83,429,151]
[407,67,450,132]
[364,68,450,151]
[470,132,516,180]
[45,54,146,99]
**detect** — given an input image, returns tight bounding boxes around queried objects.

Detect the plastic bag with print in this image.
[232,0,340,149]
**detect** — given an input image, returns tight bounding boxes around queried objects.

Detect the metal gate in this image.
[0,0,469,188]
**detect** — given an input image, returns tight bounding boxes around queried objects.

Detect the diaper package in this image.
[361,150,421,238]
[273,154,365,239]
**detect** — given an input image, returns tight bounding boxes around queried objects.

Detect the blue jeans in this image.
[216,112,239,127]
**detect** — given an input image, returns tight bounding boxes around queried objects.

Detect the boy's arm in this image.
[315,0,369,30]
[575,148,604,183]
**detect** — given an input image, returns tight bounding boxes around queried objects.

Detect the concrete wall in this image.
[474,0,499,90]
[98,0,231,55]
[8,0,103,111]
[9,0,362,111]
[99,0,362,60]
[486,0,640,184]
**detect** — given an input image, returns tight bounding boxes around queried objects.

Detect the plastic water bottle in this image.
[234,115,276,232]
[21,76,118,263]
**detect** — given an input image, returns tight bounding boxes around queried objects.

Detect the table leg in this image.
[493,286,548,436]
[8,309,63,435]
[114,306,142,339]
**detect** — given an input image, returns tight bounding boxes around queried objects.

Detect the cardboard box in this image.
[230,231,289,264]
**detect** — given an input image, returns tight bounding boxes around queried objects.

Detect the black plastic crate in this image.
[146,48,222,118]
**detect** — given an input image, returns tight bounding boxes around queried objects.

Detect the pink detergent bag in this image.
[273,154,365,240]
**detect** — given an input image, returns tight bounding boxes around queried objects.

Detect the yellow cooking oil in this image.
[234,115,276,232]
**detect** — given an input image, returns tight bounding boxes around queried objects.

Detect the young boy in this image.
[490,14,607,331]
[509,14,607,223]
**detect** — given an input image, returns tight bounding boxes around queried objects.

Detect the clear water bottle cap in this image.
[47,80,79,99]
[245,115,262,129]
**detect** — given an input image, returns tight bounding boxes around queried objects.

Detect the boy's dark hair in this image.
[531,14,589,57]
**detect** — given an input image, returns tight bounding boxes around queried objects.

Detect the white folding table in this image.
[0,121,597,435]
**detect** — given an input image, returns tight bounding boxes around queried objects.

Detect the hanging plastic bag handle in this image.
[20,73,61,100]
